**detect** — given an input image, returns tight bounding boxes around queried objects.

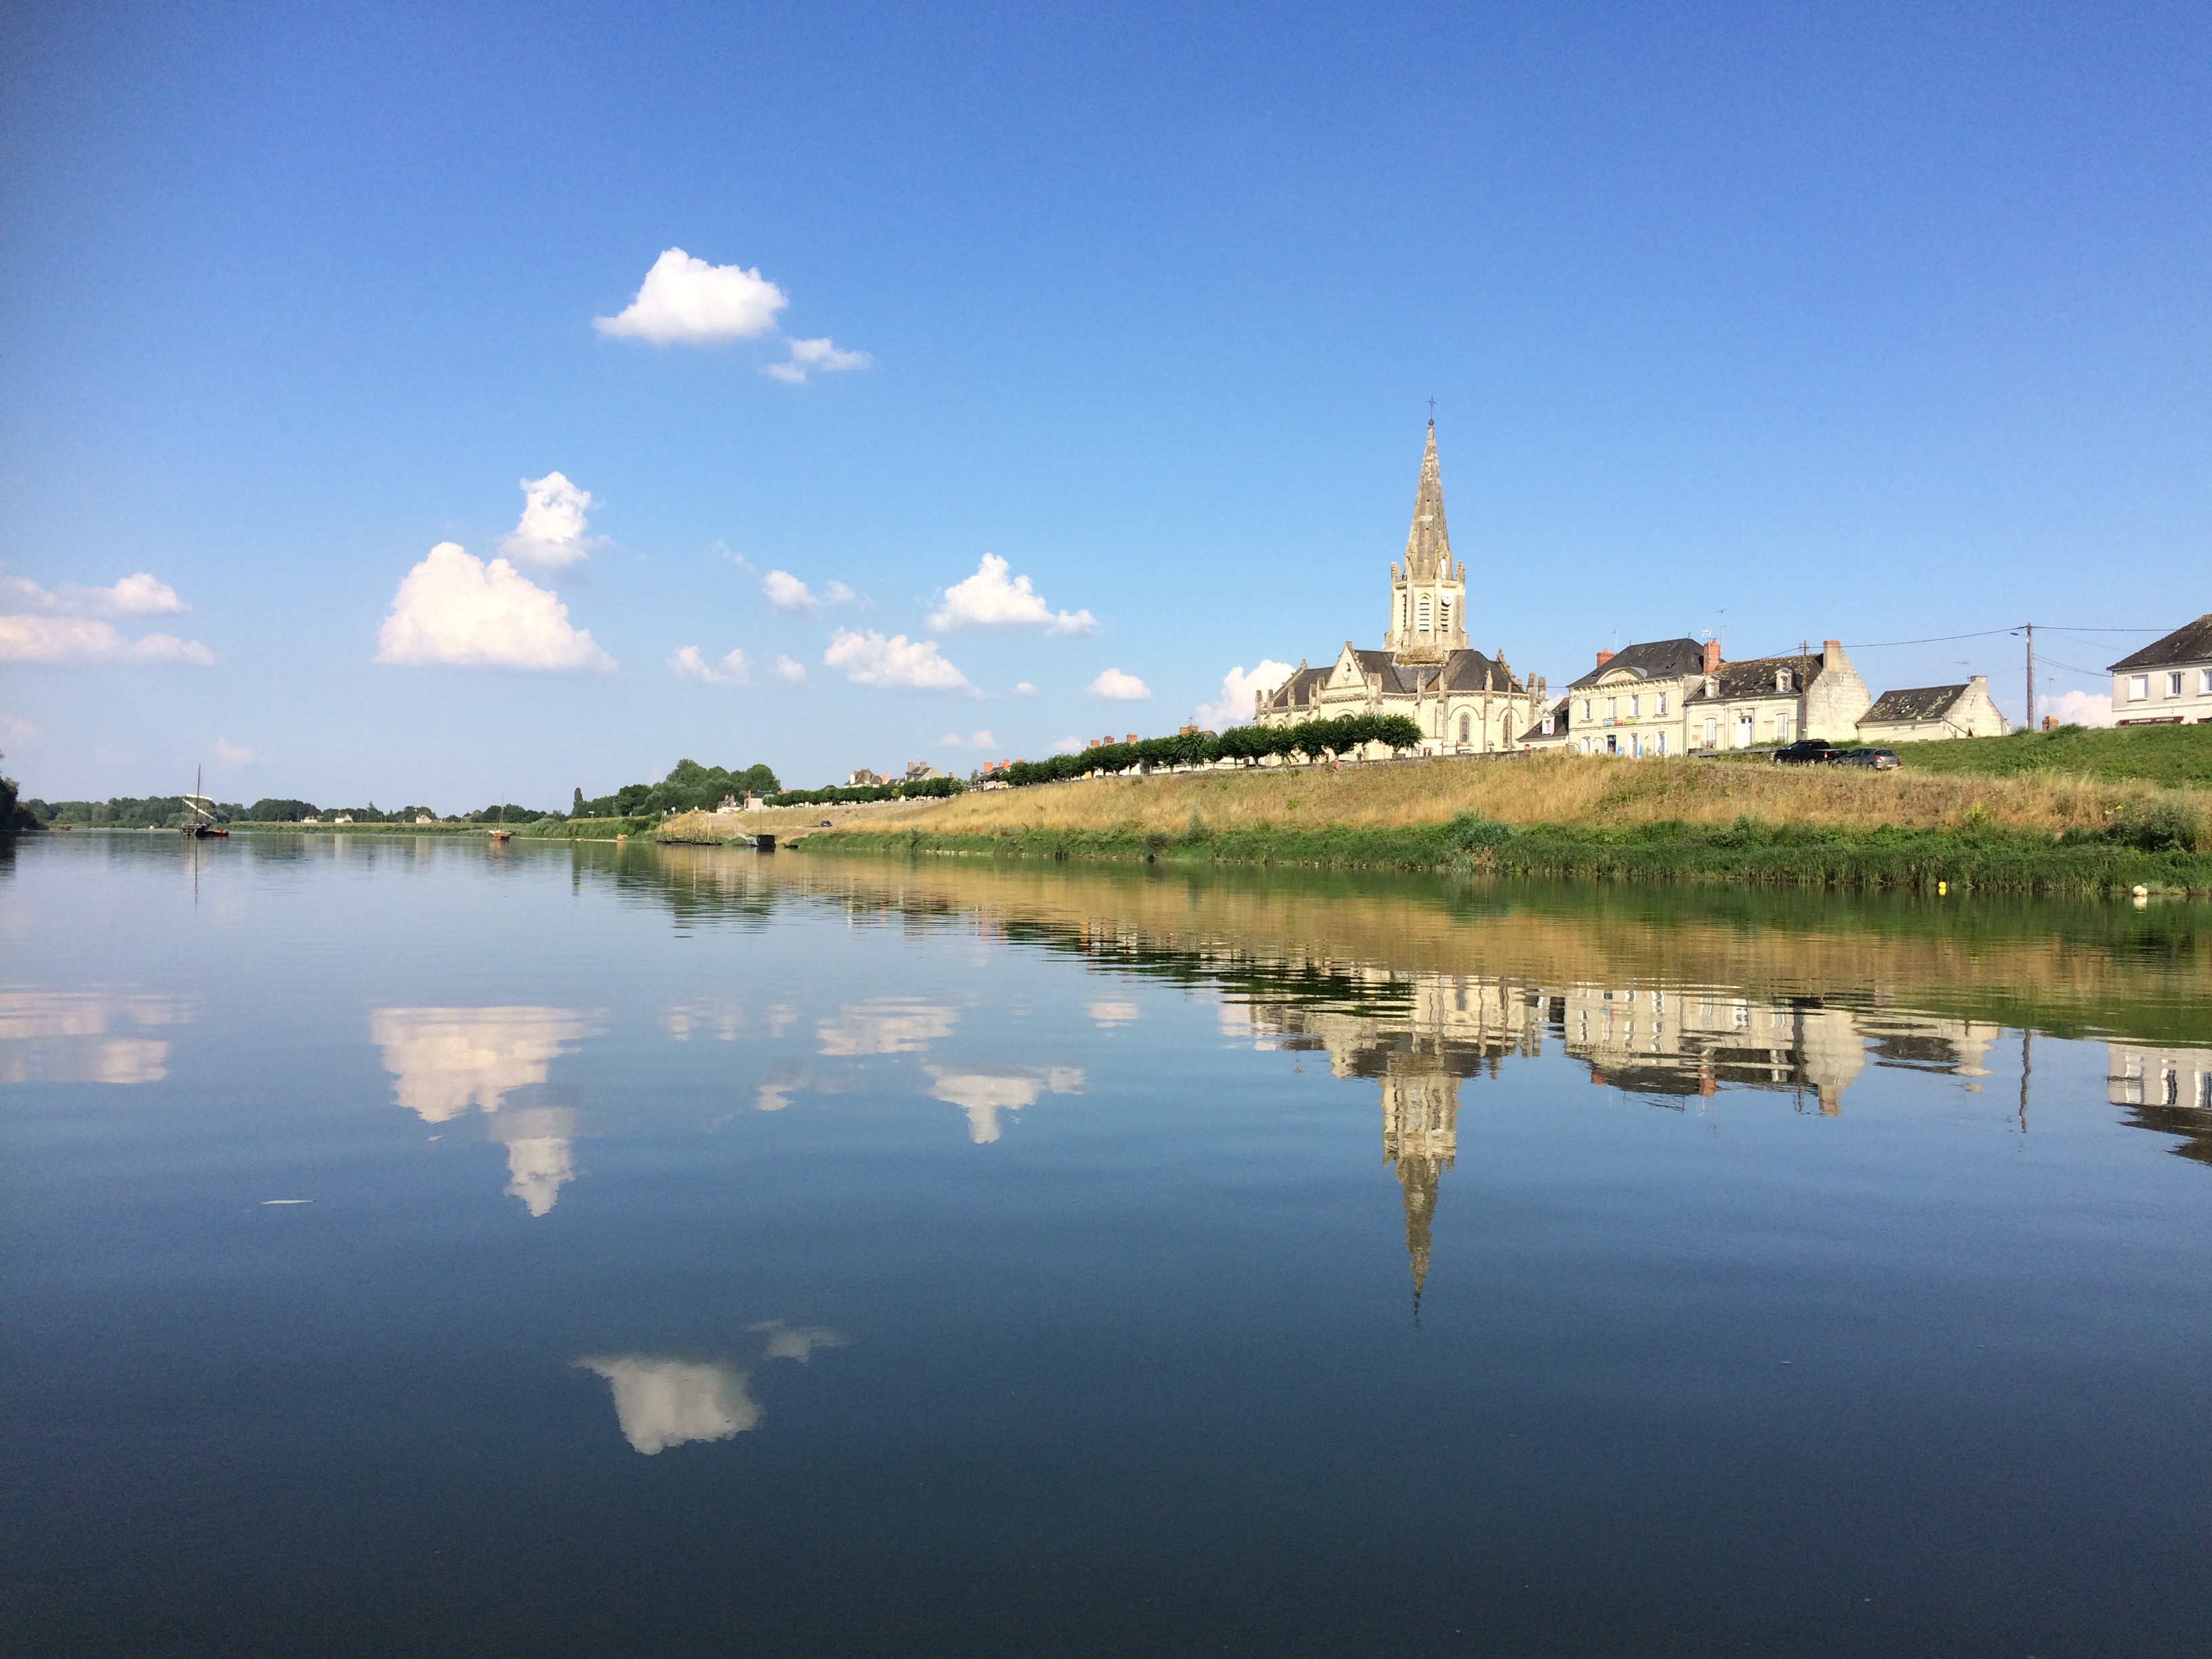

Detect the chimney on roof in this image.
[1702,638,1722,673]
[1126,733,1137,743]
[1595,649,1614,670]
[1822,638,1843,667]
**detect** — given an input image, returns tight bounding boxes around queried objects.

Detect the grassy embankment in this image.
[699,732,2212,894]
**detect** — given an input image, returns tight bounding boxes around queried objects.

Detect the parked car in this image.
[1774,739,1845,765]
[1835,747,1901,770]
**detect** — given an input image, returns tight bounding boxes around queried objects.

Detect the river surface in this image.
[4,833,2210,1656]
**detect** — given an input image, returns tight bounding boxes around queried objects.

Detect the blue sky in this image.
[2,1,2205,806]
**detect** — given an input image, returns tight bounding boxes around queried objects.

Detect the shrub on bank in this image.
[1003,714,1426,787]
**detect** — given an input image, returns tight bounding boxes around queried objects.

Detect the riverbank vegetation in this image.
[1889,722,2212,787]
[782,750,2212,894]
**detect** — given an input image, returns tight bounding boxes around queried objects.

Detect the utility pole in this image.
[2024,622,2035,733]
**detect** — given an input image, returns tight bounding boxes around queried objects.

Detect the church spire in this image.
[1402,419,1452,582]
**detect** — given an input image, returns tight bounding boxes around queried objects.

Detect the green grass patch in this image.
[807,813,2212,895]
[1889,722,2212,787]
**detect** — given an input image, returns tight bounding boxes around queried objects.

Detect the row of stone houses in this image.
[1254,420,2212,760]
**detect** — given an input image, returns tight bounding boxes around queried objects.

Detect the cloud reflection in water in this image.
[0,991,192,1086]
[577,1322,849,1455]
[926,1066,1084,1143]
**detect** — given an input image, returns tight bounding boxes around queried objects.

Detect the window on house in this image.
[1629,694,1641,718]
[1704,718,1718,747]
[2201,670,2212,695]
[1657,692,1668,716]
[2129,675,2149,701]
[1776,714,1794,743]
[2167,672,2185,697]
[1607,697,1618,720]
[1581,699,1592,720]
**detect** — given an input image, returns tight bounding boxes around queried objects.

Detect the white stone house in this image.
[1529,637,1871,756]
[2109,614,2212,726]
[1856,677,2009,743]
[1256,422,1543,754]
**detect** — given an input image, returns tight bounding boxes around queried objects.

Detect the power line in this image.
[1849,628,2020,648]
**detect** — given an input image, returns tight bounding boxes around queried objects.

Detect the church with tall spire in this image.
[1254,420,1544,751]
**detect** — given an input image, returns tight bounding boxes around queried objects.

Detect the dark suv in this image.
[1774,739,1845,765]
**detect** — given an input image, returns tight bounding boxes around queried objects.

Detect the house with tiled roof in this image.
[1856,678,2009,743]
[1254,422,1545,754]
[2109,615,2212,726]
[1526,636,1871,756]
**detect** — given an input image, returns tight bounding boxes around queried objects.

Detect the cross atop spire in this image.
[1402,419,1452,581]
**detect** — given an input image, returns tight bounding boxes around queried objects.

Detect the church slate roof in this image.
[1688,653,1827,703]
[2109,614,2212,672]
[1265,647,1525,707]
[1263,665,1331,712]
[1569,637,1704,689]
[1862,684,1969,724]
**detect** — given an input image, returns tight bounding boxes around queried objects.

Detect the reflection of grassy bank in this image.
[809,815,2212,895]
[634,844,2212,1046]
[222,815,656,840]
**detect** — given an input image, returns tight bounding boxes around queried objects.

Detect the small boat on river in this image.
[181,767,229,838]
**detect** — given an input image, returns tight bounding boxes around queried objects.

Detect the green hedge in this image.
[1004,714,1426,787]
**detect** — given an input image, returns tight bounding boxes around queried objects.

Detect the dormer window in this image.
[1776,668,1794,693]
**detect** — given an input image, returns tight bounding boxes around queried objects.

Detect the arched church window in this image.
[1458,713,1470,743]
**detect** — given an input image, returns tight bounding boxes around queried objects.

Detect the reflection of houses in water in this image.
[1233,972,2009,1304]
[2108,1044,2212,1166]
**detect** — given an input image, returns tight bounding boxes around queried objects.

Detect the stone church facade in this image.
[1254,422,1544,753]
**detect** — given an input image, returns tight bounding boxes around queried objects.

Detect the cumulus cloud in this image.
[823,628,970,691]
[927,553,1094,634]
[670,645,750,687]
[575,1356,760,1454]
[1086,667,1151,701]
[938,729,996,747]
[772,655,808,684]
[1195,660,1294,730]
[761,571,856,614]
[2046,689,2115,727]
[1013,681,1038,697]
[926,1066,1084,1144]
[213,738,259,767]
[0,616,214,665]
[764,336,874,385]
[1052,735,1084,754]
[817,998,959,1057]
[375,543,615,672]
[499,472,598,569]
[594,248,787,344]
[0,571,211,663]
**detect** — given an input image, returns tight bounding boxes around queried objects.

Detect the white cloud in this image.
[927,553,1094,634]
[817,998,959,1057]
[1,571,187,617]
[594,248,787,345]
[772,654,808,684]
[0,615,214,665]
[937,729,996,747]
[824,628,970,691]
[711,541,752,571]
[1195,660,1295,730]
[1087,667,1151,701]
[670,645,750,687]
[764,336,874,385]
[1052,735,1084,754]
[926,1066,1084,1144]
[1,571,210,663]
[1013,682,1038,697]
[575,1356,761,1454]
[213,738,259,768]
[761,570,856,614]
[499,472,598,569]
[2045,689,2115,727]
[375,543,615,672]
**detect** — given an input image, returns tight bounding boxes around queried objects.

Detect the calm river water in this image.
[4,833,2210,1656]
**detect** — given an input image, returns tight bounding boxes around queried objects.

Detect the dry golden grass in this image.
[718,753,2208,842]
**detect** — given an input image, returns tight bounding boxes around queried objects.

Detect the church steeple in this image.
[1403,419,1452,581]
[1385,419,1469,661]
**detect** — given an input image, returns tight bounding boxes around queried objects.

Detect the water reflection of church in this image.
[1227,972,2007,1308]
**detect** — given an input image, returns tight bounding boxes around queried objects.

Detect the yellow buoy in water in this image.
[1937,880,1948,896]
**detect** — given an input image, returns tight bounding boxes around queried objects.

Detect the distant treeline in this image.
[766,776,964,806]
[1001,714,1426,787]
[19,796,556,827]
[574,758,781,819]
